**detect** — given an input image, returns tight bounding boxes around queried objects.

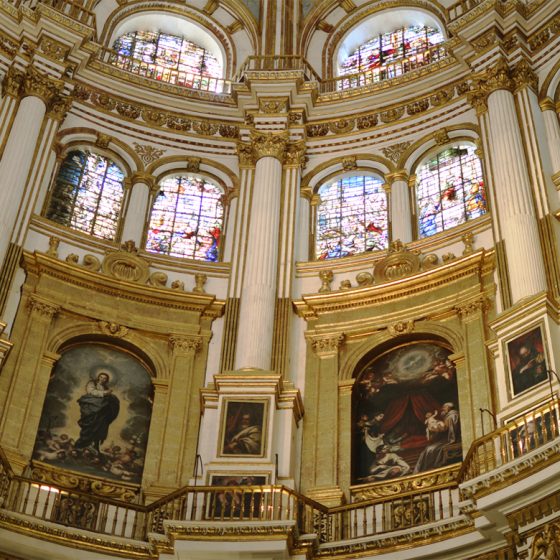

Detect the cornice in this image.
[293,249,494,319]
[22,250,226,319]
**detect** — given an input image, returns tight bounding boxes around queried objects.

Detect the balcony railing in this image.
[234,55,322,83]
[95,47,231,95]
[459,398,560,482]
[447,0,485,21]
[6,0,95,27]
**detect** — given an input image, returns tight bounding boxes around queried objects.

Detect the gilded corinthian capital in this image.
[23,67,63,104]
[251,131,288,162]
[2,66,25,98]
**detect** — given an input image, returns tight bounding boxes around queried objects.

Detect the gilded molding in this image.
[434,128,450,146]
[130,171,156,190]
[47,93,72,122]
[483,59,514,95]
[251,131,288,162]
[38,35,69,61]
[169,334,202,354]
[310,333,345,355]
[341,155,357,171]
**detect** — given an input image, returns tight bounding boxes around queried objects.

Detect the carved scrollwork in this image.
[169,334,203,354]
[454,296,491,321]
[381,142,411,165]
[388,320,415,337]
[148,271,168,287]
[27,296,59,319]
[102,247,150,284]
[310,333,345,356]
[251,131,288,162]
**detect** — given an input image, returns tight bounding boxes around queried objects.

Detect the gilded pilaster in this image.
[454,296,493,446]
[0,295,59,470]
[156,334,203,487]
[302,333,345,505]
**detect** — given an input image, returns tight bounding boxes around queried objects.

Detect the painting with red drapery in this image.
[352,341,462,484]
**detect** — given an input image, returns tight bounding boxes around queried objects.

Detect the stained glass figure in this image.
[416,145,486,238]
[339,24,444,85]
[315,176,388,260]
[146,175,223,262]
[46,150,124,240]
[112,31,222,90]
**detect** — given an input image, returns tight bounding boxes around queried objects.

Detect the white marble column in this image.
[234,132,287,370]
[0,67,24,158]
[0,67,62,264]
[540,98,560,188]
[387,170,413,243]
[121,173,154,246]
[483,63,547,302]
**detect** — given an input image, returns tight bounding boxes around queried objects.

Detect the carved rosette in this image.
[23,67,63,104]
[27,296,59,319]
[310,333,345,356]
[169,334,203,355]
[454,297,491,321]
[251,131,288,162]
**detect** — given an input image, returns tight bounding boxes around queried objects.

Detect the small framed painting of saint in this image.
[219,399,267,458]
[505,325,549,397]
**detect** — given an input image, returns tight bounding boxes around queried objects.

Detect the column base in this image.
[305,485,345,507]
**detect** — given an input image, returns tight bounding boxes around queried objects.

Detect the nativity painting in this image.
[352,341,462,485]
[32,343,153,485]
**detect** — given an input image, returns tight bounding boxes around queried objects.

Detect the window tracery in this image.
[111,31,222,91]
[416,145,486,238]
[45,150,125,240]
[315,175,388,260]
[146,175,223,262]
[338,24,444,86]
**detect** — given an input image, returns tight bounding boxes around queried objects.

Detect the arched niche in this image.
[32,340,154,487]
[351,337,462,486]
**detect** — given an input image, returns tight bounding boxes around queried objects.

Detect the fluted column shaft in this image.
[540,100,560,187]
[387,171,413,243]
[235,153,283,370]
[121,174,153,246]
[486,88,547,302]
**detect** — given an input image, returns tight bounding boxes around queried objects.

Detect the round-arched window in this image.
[146,175,223,262]
[45,150,125,240]
[315,175,388,260]
[111,31,222,90]
[415,144,486,238]
[337,20,445,87]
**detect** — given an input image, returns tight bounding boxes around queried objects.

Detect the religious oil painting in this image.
[352,341,462,485]
[32,343,153,485]
[208,474,268,519]
[220,400,267,457]
[506,325,549,397]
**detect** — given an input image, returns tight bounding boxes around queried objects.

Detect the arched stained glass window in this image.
[146,175,223,262]
[46,150,125,240]
[112,31,222,90]
[315,175,388,260]
[416,145,486,238]
[339,24,444,83]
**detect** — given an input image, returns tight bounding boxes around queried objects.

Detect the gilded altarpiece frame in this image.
[294,248,495,504]
[0,249,224,500]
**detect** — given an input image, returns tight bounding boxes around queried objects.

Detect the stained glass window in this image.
[339,24,444,83]
[112,31,222,89]
[416,145,486,238]
[146,176,223,262]
[46,150,124,240]
[315,176,388,260]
